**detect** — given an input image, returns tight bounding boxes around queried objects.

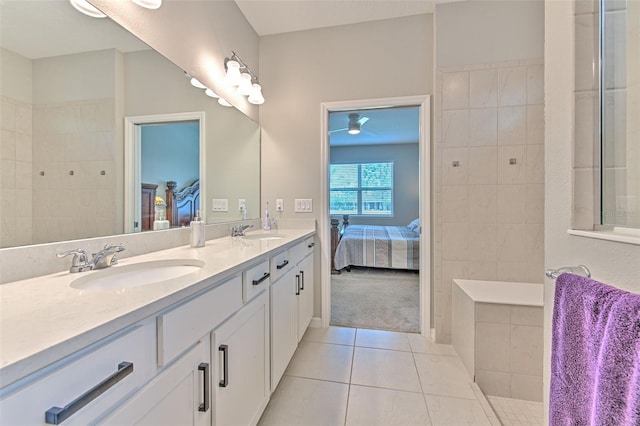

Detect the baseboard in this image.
[309,317,322,328]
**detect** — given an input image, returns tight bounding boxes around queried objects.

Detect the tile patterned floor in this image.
[258,327,501,426]
[487,396,543,426]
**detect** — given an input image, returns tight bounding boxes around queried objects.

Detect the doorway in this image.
[320,96,431,336]
[124,112,206,234]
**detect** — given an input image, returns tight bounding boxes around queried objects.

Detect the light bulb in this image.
[132,0,162,9]
[248,84,265,105]
[237,73,253,96]
[224,60,242,87]
[205,88,219,98]
[190,77,206,89]
[68,0,106,18]
[218,98,232,107]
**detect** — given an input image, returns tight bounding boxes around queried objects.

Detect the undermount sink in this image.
[242,233,287,241]
[70,259,205,291]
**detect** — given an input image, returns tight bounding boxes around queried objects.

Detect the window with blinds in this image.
[329,162,393,216]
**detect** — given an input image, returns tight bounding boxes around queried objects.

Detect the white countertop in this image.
[0,228,315,388]
[453,279,543,307]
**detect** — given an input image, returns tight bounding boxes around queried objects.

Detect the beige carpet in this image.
[330,267,420,333]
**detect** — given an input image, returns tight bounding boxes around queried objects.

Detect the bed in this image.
[333,223,420,271]
[166,179,200,227]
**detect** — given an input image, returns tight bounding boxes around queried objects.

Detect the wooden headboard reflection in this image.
[166,180,200,227]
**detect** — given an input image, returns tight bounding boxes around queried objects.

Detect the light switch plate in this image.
[294,198,312,212]
[212,198,228,212]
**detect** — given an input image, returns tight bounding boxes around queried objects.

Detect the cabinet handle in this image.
[296,274,301,296]
[219,345,229,388]
[198,363,210,412]
[300,270,305,290]
[45,361,133,425]
[276,260,289,270]
[252,272,270,286]
[308,242,315,248]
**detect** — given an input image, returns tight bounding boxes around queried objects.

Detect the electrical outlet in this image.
[238,199,246,211]
[276,199,284,212]
[294,198,312,212]
[212,198,228,212]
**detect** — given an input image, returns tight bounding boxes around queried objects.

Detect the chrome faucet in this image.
[231,224,253,237]
[91,243,126,269]
[57,243,126,273]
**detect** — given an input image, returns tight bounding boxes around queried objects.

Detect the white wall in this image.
[0,48,32,103]
[543,0,640,421]
[329,143,420,226]
[436,0,544,68]
[259,14,434,317]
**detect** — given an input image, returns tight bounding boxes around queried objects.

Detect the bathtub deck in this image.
[453,279,543,307]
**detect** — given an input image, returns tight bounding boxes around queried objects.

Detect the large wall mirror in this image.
[0,0,260,248]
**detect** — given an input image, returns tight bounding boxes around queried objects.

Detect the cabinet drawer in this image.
[289,237,315,265]
[243,260,270,302]
[0,324,154,426]
[157,275,242,367]
[269,249,291,282]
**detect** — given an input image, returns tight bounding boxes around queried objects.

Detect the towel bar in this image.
[545,265,591,279]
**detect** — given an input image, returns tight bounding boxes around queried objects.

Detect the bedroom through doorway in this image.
[327,105,422,333]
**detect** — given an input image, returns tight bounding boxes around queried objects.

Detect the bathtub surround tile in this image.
[351,347,421,392]
[525,224,544,265]
[497,185,527,224]
[470,69,498,108]
[442,110,469,147]
[467,262,498,281]
[469,146,498,184]
[442,223,470,261]
[497,67,527,106]
[442,147,469,185]
[424,394,491,425]
[468,185,498,224]
[497,145,527,184]
[497,224,526,262]
[526,104,545,145]
[497,262,527,282]
[526,144,545,183]
[468,224,498,262]
[345,385,432,426]
[442,185,469,223]
[476,303,510,324]
[452,285,476,376]
[498,106,527,145]
[475,370,511,398]
[510,374,543,402]
[469,108,498,146]
[526,184,545,224]
[510,325,543,377]
[475,322,510,373]
[442,72,470,110]
[526,64,544,105]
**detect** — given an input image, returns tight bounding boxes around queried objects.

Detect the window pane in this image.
[361,163,392,188]
[330,190,358,214]
[362,190,392,215]
[330,164,358,188]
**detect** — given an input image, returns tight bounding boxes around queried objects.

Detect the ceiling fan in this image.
[329,113,370,135]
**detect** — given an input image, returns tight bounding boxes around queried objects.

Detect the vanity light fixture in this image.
[68,0,106,18]
[247,84,265,105]
[224,60,242,87]
[218,98,233,107]
[237,73,253,96]
[190,77,207,89]
[132,0,162,9]
[225,52,265,104]
[205,88,220,99]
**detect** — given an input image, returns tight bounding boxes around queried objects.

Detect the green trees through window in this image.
[330,162,393,216]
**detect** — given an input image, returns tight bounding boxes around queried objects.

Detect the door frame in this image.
[319,95,432,335]
[124,111,206,233]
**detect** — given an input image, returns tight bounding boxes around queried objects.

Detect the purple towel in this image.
[550,273,640,426]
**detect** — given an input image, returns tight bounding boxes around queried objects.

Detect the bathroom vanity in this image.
[0,228,315,425]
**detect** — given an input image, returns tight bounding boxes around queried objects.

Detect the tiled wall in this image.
[434,60,545,343]
[31,99,117,245]
[452,284,543,402]
[0,97,33,247]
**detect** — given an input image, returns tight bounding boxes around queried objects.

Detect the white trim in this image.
[568,229,640,246]
[319,95,431,335]
[124,112,206,234]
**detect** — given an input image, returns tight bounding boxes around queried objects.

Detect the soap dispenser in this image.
[190,210,205,247]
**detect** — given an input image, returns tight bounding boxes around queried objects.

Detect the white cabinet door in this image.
[296,254,314,341]
[269,267,298,392]
[212,290,270,426]
[101,338,211,426]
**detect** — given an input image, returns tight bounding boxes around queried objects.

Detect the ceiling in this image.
[234,0,435,36]
[329,106,420,147]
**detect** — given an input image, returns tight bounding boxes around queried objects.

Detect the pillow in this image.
[407,218,420,232]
